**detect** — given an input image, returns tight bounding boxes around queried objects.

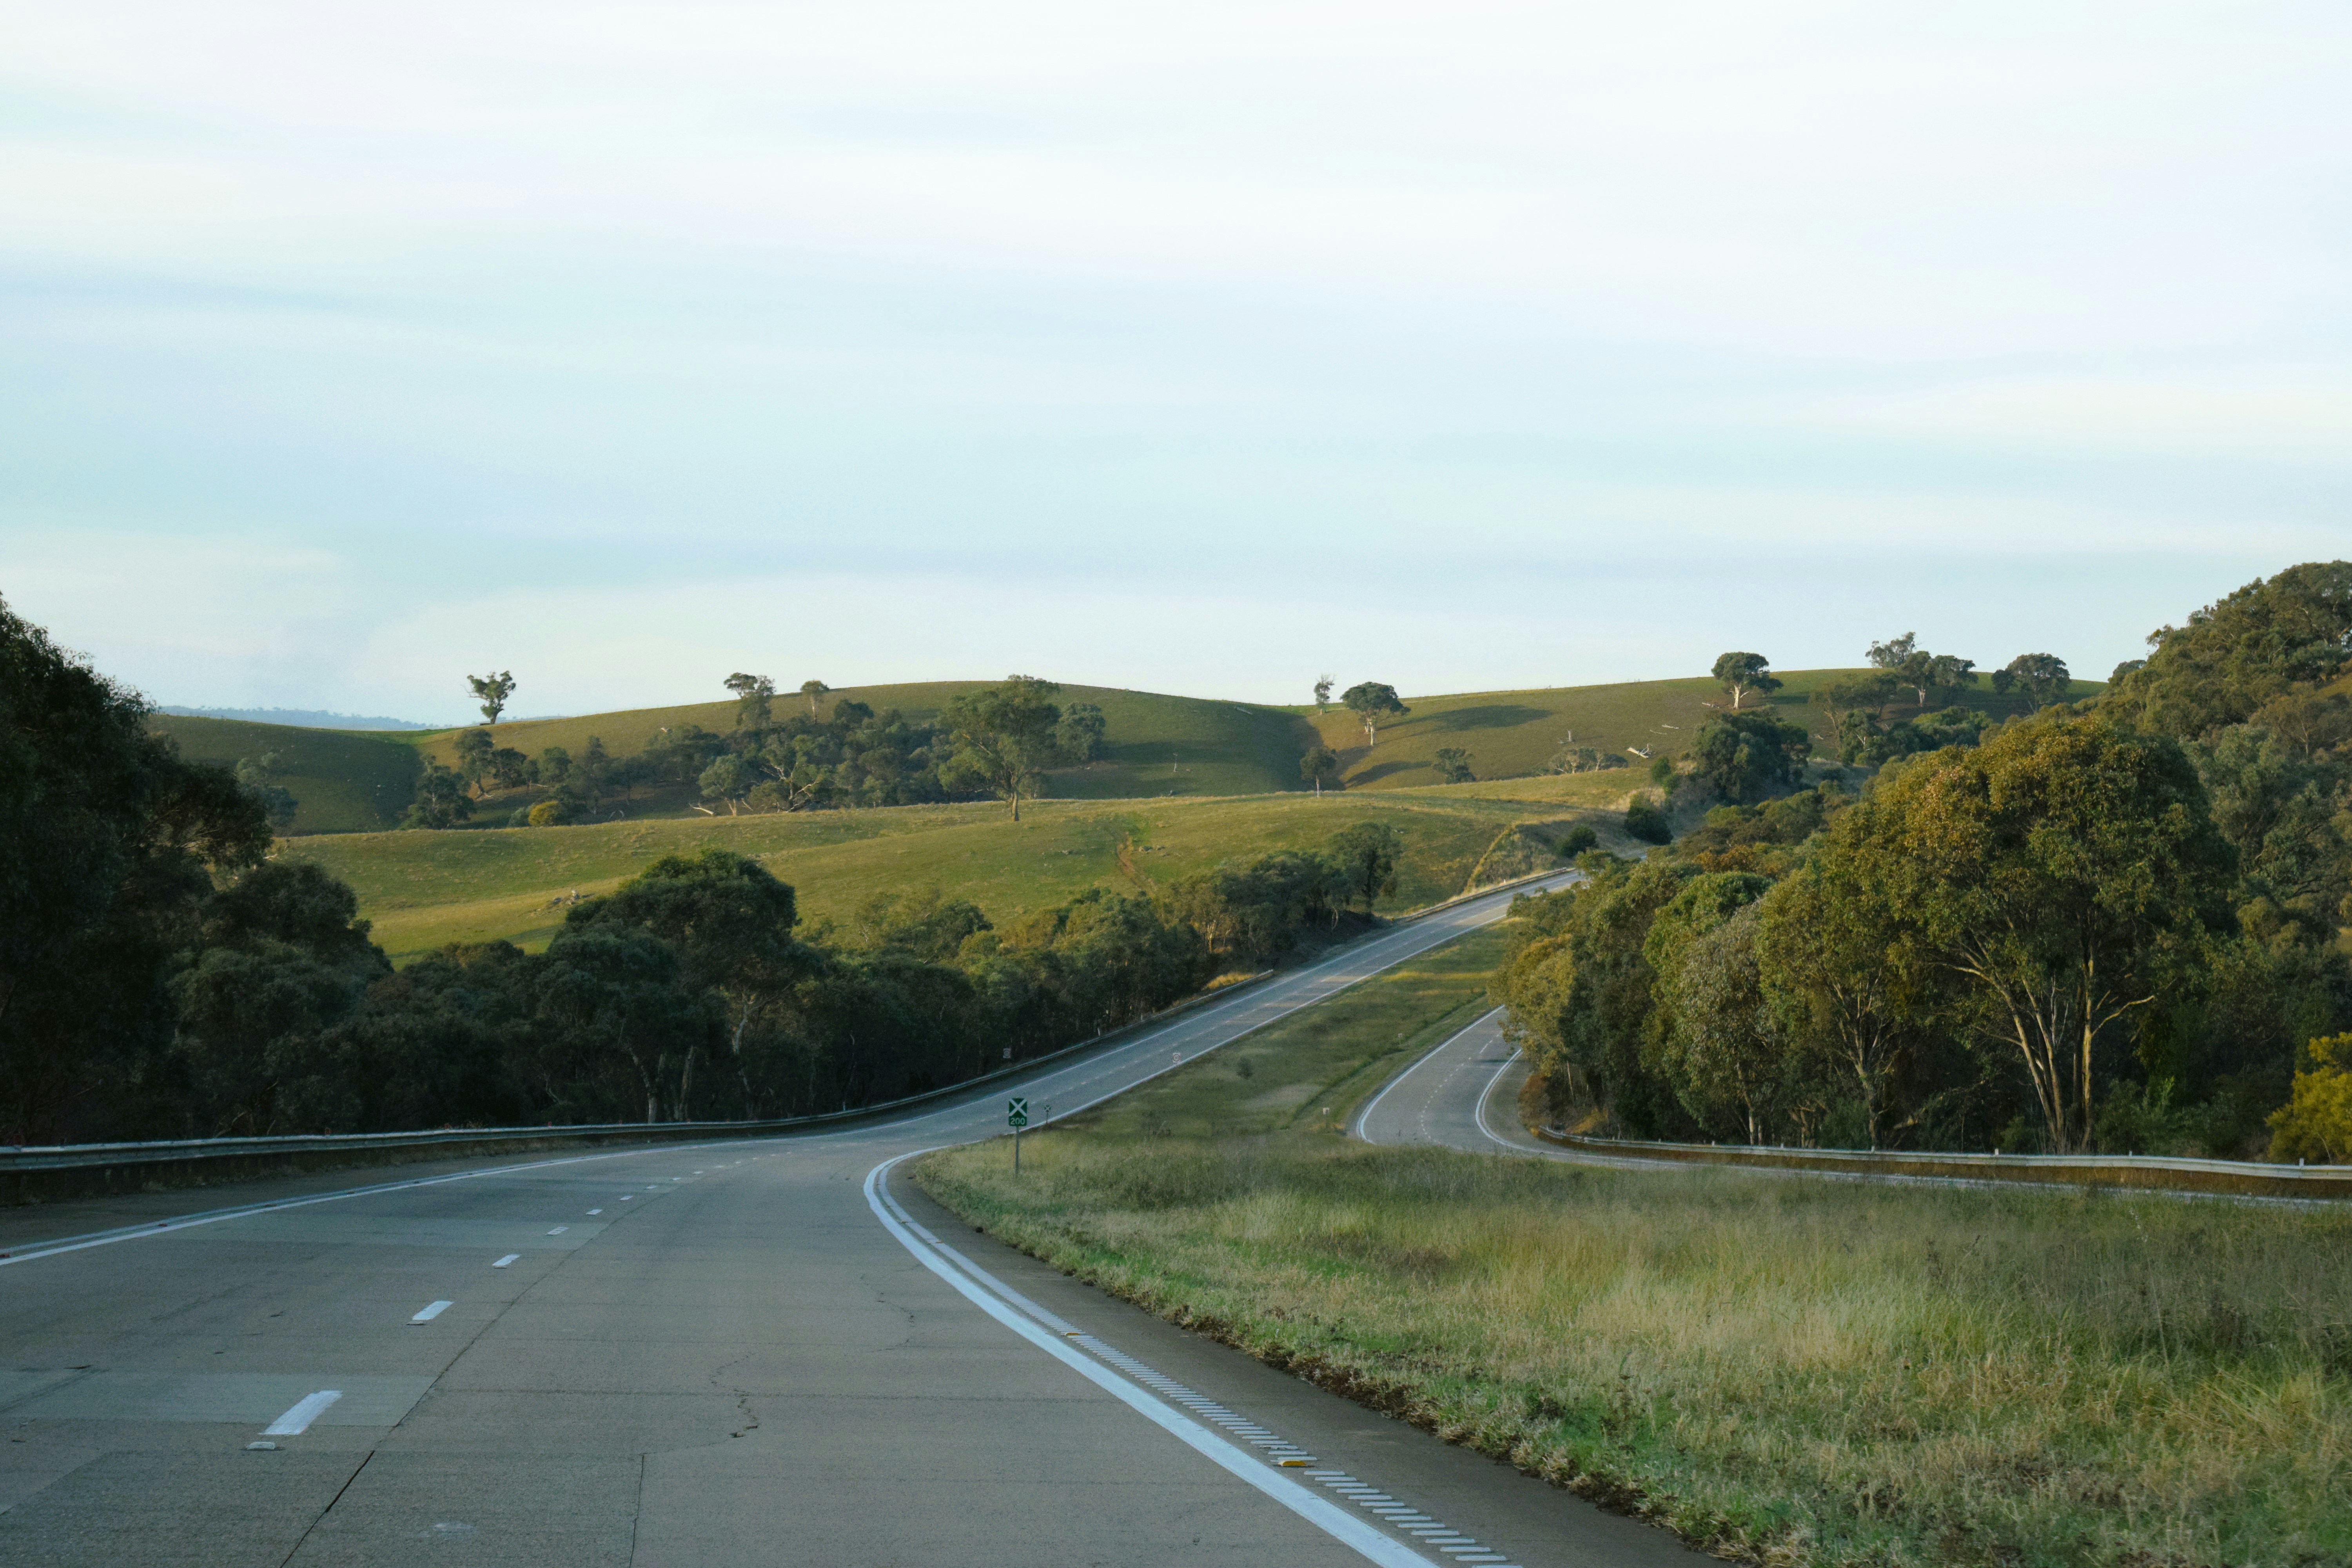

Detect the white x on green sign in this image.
[1007,1098,1030,1128]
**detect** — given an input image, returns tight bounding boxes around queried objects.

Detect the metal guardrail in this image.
[0,868,1563,1205]
[0,965,1289,1201]
[1532,1128,2352,1200]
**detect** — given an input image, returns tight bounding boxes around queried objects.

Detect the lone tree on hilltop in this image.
[1710,652,1782,711]
[1313,675,1334,715]
[1301,746,1340,795]
[1866,633,1916,671]
[1994,653,2071,710]
[939,675,1065,820]
[466,671,516,725]
[1341,682,1408,747]
[800,679,830,715]
[725,673,775,729]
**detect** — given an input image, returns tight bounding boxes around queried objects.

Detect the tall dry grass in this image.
[920,1117,2352,1565]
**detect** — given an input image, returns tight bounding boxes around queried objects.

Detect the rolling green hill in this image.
[422,682,1321,808]
[1294,670,2104,791]
[155,668,2102,843]
[149,715,424,835]
[249,664,2105,962]
[282,771,1642,964]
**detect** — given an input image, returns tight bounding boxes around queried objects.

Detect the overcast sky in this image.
[4,2,2347,720]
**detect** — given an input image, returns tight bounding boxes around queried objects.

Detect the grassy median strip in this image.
[913,925,2352,1568]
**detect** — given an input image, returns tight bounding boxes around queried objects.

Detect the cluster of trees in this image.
[1166,822,1401,966]
[405,675,1114,829]
[109,848,1222,1138]
[1808,637,2074,765]
[2,599,1414,1140]
[1549,743,1630,775]
[14,809,1404,1140]
[1514,564,2352,1159]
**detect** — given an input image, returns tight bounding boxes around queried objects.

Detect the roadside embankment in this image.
[915,927,2352,1568]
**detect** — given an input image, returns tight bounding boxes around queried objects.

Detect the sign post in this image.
[1007,1097,1030,1173]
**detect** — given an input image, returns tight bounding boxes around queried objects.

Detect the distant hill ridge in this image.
[158,705,437,731]
[155,670,2102,837]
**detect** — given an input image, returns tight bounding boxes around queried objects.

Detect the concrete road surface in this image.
[0,875,1709,1568]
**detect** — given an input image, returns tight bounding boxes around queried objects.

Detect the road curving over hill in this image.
[0,871,1709,1568]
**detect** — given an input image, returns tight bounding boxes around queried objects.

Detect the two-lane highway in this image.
[0,873,1707,1567]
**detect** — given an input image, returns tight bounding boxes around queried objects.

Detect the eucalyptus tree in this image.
[1301,745,1340,794]
[466,671,516,724]
[1340,682,1407,746]
[940,676,1065,820]
[1792,713,2235,1152]
[725,673,775,728]
[1710,652,1781,710]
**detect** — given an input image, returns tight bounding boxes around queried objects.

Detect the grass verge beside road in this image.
[913,927,2352,1568]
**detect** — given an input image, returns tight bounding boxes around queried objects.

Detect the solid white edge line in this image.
[862,1153,1434,1568]
[1472,1044,1525,1152]
[263,1388,342,1435]
[1354,1006,1506,1143]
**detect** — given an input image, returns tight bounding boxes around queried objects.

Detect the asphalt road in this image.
[0,875,1709,1568]
[1352,1008,1530,1155]
[1354,1008,1717,1176]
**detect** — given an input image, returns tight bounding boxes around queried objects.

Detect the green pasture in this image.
[281,773,1639,964]
[149,715,423,835]
[1288,670,2105,791]
[414,681,1320,806]
[162,670,2102,839]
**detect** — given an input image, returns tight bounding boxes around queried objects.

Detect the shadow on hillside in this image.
[1422,704,1550,732]
[1348,760,1425,785]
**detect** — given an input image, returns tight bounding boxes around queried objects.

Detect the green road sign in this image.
[1007,1097,1030,1129]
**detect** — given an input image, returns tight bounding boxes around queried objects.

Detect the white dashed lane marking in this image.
[491,1254,520,1268]
[546,1226,568,1235]
[410,1301,452,1323]
[263,1389,341,1435]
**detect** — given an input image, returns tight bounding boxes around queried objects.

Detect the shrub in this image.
[527,799,570,828]
[1623,798,1671,845]
[1691,711,1811,804]
[1556,825,1598,858]
[2269,1033,2352,1163]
